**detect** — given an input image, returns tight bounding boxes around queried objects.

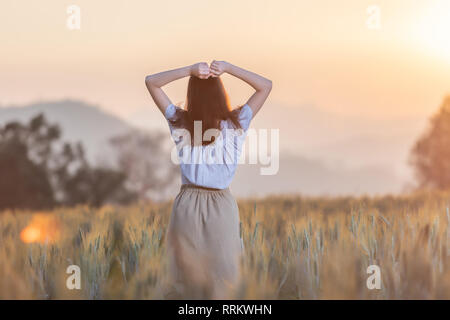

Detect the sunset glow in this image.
[0,0,449,118]
[20,214,60,244]
[2,0,450,302]
[1,0,450,196]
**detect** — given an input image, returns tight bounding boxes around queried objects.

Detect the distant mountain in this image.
[0,100,133,164]
[231,153,405,198]
[0,99,415,198]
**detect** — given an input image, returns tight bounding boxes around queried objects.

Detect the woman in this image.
[145,60,272,299]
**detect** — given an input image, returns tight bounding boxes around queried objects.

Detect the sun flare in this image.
[20,214,61,244]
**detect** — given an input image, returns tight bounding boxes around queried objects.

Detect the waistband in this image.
[180,184,229,193]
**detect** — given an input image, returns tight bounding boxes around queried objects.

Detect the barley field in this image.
[1,191,450,299]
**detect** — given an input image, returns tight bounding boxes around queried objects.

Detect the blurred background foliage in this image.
[0,114,176,210]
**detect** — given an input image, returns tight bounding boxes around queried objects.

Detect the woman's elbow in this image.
[263,79,272,92]
[145,75,159,88]
[145,75,153,86]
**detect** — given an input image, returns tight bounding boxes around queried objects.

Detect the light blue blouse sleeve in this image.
[238,104,253,131]
[164,103,177,120]
[164,103,178,134]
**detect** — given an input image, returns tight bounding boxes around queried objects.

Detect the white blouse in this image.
[165,103,253,189]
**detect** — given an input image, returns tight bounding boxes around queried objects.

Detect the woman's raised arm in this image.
[145,63,210,114]
[210,60,272,117]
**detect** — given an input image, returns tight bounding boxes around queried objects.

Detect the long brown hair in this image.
[170,76,242,145]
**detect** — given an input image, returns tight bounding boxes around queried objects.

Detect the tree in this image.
[51,141,137,207]
[0,115,59,209]
[110,129,178,201]
[410,96,450,190]
[0,114,136,210]
[0,142,54,210]
[59,166,134,207]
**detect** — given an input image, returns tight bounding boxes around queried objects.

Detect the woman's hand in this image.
[209,60,229,77]
[190,62,211,79]
[222,61,272,118]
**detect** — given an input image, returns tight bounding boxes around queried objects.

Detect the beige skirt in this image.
[165,184,243,299]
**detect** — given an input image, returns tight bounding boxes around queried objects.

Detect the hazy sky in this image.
[1,0,450,120]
